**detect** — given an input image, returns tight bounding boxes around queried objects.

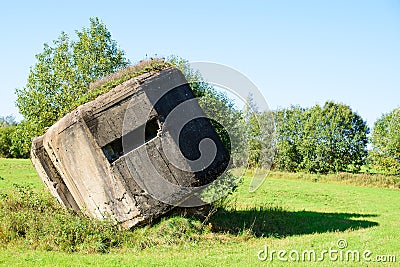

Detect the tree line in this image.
[0,18,399,176]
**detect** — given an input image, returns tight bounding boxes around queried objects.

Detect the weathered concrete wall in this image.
[31,67,229,228]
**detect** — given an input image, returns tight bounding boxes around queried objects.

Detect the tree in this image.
[300,102,369,173]
[240,94,276,169]
[0,116,17,158]
[0,115,16,127]
[369,107,400,175]
[243,95,261,168]
[11,120,42,158]
[273,106,305,172]
[14,17,129,158]
[0,126,16,158]
[273,102,369,173]
[256,110,276,169]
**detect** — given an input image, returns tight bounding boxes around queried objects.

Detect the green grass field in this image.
[0,159,399,266]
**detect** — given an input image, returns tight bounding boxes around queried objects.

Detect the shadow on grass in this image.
[209,207,378,238]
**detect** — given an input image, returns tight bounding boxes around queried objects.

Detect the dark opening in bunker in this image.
[102,117,160,163]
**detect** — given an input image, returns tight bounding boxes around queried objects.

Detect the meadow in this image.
[0,158,399,266]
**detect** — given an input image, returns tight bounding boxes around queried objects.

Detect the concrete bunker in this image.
[31,66,229,228]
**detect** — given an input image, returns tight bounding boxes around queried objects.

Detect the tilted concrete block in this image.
[31,67,229,228]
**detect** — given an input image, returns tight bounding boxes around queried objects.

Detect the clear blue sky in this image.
[0,0,399,128]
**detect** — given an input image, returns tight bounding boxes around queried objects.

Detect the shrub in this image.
[0,126,16,158]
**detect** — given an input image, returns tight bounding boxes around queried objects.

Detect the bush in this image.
[0,126,16,158]
[0,185,123,252]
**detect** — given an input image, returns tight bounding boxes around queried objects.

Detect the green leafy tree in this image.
[0,126,16,158]
[300,101,369,173]
[243,95,261,167]
[11,120,43,158]
[14,17,129,158]
[369,107,400,175]
[273,102,369,173]
[273,106,305,172]
[242,95,276,168]
[256,110,276,169]
[0,116,17,158]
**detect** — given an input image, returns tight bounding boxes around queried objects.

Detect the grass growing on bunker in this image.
[73,58,171,109]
